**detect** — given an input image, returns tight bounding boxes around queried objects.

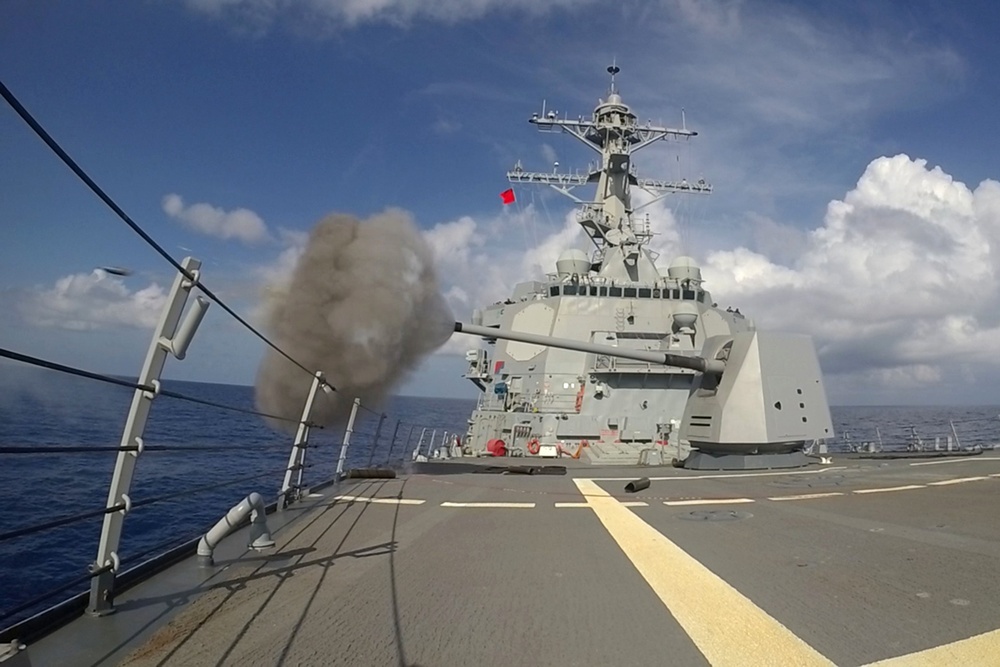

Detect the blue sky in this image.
[3,0,1000,405]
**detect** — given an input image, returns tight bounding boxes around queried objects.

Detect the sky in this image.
[2,0,1000,406]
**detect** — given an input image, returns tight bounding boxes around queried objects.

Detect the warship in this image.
[455,65,832,470]
[4,70,1000,667]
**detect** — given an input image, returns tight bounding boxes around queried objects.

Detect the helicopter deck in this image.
[27,455,1000,666]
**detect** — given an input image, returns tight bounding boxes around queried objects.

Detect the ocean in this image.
[1,365,998,627]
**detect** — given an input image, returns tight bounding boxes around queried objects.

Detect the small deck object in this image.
[625,478,650,493]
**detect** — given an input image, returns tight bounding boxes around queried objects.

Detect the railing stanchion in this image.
[279,371,325,510]
[336,398,361,478]
[88,256,206,616]
[383,420,401,466]
[367,413,387,467]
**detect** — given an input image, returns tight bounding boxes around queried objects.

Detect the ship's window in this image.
[624,287,637,298]
[696,292,705,303]
[638,288,651,298]
[563,285,578,295]
[652,289,661,298]
[670,289,680,299]
[599,287,608,296]
[549,286,559,297]
[610,287,623,297]
[589,286,598,296]
[682,290,695,300]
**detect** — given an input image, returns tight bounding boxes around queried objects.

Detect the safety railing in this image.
[0,79,470,647]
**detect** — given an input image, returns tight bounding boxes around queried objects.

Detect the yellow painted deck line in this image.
[333,495,425,505]
[926,476,988,486]
[664,498,755,506]
[852,485,926,494]
[440,501,535,508]
[768,492,845,501]
[575,479,833,666]
[589,467,846,482]
[910,457,1000,466]
[863,627,1000,666]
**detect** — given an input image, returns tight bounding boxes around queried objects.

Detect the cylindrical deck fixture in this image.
[165,296,210,360]
[624,478,650,493]
[197,492,275,566]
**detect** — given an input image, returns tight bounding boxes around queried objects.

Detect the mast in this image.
[507,66,711,282]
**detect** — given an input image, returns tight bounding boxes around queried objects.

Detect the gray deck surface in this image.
[27,455,1000,666]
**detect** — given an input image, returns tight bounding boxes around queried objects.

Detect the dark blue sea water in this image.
[0,365,473,627]
[1,364,999,628]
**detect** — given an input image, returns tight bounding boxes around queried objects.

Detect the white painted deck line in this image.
[768,492,845,501]
[333,495,425,505]
[926,476,989,486]
[852,485,926,495]
[664,498,755,506]
[575,479,833,666]
[588,467,846,482]
[910,457,1000,466]
[440,501,536,508]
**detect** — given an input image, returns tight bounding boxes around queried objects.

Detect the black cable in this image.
[0,79,329,388]
[0,347,142,391]
[0,502,125,543]
[0,442,325,455]
[157,387,306,426]
[129,463,314,511]
[0,570,94,624]
[0,347,313,427]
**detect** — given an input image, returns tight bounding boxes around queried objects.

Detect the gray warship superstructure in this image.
[461,68,833,468]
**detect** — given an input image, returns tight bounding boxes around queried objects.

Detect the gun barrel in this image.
[453,322,723,374]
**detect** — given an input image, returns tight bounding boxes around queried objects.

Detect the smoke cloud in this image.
[255,209,454,429]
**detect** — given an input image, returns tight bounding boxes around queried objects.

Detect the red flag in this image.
[500,188,516,205]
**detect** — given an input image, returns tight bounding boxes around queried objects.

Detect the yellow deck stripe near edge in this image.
[863,628,1000,666]
[574,478,833,666]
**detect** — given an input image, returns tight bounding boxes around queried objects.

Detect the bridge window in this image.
[563,285,578,295]
[652,289,661,298]
[599,286,608,296]
[696,292,705,303]
[549,286,559,297]
[589,286,598,296]
[670,289,680,299]
[638,288,651,298]
[624,287,637,298]
[610,287,623,297]
[682,289,695,300]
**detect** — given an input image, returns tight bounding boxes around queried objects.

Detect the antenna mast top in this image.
[607,63,620,93]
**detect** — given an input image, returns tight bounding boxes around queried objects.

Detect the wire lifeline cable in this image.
[0,502,127,543]
[0,442,328,455]
[0,347,303,426]
[0,80,330,389]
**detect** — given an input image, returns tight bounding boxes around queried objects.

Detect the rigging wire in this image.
[0,79,325,388]
[0,442,328,455]
[0,347,302,425]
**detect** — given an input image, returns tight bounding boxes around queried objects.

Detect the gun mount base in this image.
[683,449,809,471]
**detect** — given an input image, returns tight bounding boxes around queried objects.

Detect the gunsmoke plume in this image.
[255,209,454,428]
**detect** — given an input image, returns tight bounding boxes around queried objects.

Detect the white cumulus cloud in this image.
[21,271,168,331]
[163,194,271,244]
[702,154,1000,392]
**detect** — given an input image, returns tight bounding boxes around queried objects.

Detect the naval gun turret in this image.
[455,322,832,470]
